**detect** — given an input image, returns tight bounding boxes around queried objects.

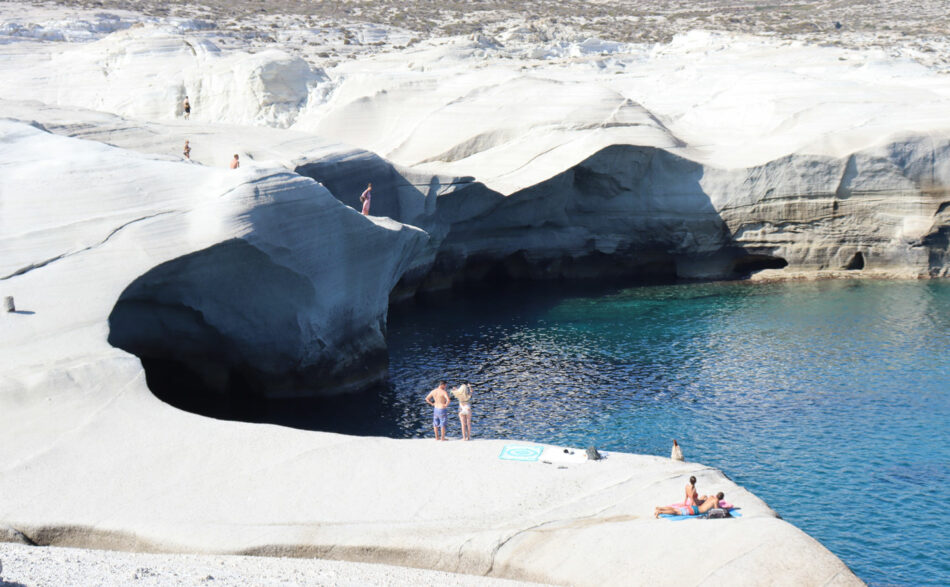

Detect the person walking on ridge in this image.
[183,96,191,119]
[183,140,191,160]
[360,182,372,215]
[425,381,451,441]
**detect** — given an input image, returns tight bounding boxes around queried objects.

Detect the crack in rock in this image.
[1,211,177,280]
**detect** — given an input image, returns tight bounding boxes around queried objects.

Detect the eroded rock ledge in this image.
[1,9,942,582]
[299,136,950,304]
[0,114,867,586]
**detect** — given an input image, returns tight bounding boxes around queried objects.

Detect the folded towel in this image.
[658,510,742,520]
[499,444,544,462]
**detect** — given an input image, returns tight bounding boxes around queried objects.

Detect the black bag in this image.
[585,446,602,461]
[706,508,730,519]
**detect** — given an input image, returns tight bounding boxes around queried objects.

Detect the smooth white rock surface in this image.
[7,1,947,583]
[0,116,859,584]
[0,542,542,586]
[3,7,948,281]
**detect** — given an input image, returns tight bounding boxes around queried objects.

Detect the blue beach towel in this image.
[499,444,545,462]
[659,510,742,521]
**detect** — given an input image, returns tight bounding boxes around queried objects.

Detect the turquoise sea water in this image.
[383,280,950,586]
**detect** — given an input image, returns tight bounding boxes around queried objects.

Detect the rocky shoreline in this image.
[0,542,544,586]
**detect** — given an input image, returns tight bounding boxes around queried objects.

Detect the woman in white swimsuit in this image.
[452,383,473,441]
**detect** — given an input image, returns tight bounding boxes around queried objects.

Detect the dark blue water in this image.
[385,279,950,586]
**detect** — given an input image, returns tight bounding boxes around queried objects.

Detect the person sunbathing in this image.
[654,492,724,518]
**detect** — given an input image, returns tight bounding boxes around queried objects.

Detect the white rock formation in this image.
[0,118,859,586]
[0,26,327,127]
[4,1,949,583]
[3,14,948,285]
[288,31,950,283]
[0,542,542,587]
[0,119,426,399]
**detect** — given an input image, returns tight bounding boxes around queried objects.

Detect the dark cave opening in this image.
[419,249,681,291]
[111,243,788,435]
[845,251,865,270]
[730,254,789,277]
[104,239,399,436]
[138,354,402,435]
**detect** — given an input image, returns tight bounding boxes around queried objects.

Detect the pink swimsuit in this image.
[360,188,371,215]
[685,485,699,506]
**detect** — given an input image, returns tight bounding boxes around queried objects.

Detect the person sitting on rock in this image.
[655,492,724,518]
[230,154,240,169]
[685,475,700,507]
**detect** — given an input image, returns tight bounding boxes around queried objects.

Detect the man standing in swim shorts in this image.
[425,381,451,441]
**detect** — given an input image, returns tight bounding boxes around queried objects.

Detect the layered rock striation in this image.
[297,136,950,301]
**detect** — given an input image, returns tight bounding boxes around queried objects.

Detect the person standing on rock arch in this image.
[360,182,372,215]
[183,95,191,119]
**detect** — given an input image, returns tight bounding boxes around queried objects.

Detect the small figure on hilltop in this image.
[425,380,451,441]
[182,140,191,160]
[360,182,372,215]
[230,154,240,169]
[671,439,684,461]
[183,96,191,119]
[452,383,473,441]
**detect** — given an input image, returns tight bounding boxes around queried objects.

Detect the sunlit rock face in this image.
[1,120,427,401]
[0,27,327,127]
[102,188,428,399]
[5,17,948,403]
[4,19,950,290]
[298,138,950,296]
[2,4,938,583]
[281,33,950,287]
[709,137,950,277]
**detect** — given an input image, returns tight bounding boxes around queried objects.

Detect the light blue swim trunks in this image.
[433,407,448,428]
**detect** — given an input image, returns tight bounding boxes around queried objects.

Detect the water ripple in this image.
[383,280,950,585]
